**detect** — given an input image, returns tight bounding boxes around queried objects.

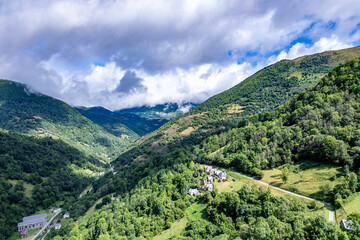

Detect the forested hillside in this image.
[49,58,360,239]
[194,46,360,117]
[0,130,102,239]
[124,46,360,164]
[0,80,133,161]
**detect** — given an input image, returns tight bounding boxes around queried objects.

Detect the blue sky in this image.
[0,0,359,110]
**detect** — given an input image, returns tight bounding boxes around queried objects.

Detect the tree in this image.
[347,172,358,193]
[281,167,289,183]
[334,193,343,208]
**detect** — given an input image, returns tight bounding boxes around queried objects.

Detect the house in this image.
[20,228,28,238]
[63,212,70,219]
[18,213,47,232]
[218,172,227,181]
[55,224,61,230]
[202,179,213,191]
[209,168,217,175]
[207,176,213,183]
[340,219,356,231]
[204,166,212,173]
[188,188,199,196]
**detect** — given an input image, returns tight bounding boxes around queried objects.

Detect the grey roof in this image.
[341,219,356,230]
[189,188,199,195]
[18,213,47,227]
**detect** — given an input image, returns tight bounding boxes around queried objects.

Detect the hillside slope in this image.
[119,46,360,164]
[52,58,360,240]
[0,130,102,239]
[194,45,360,116]
[0,80,131,161]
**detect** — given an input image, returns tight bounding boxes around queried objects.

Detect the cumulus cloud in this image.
[0,0,359,109]
[269,35,354,64]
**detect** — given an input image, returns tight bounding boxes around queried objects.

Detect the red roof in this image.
[20,228,28,235]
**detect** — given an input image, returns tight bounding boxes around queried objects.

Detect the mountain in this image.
[194,45,360,117]
[0,130,102,239]
[75,106,168,137]
[53,57,360,240]
[115,102,198,120]
[125,46,360,154]
[0,80,131,161]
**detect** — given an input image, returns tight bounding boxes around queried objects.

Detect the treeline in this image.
[0,131,98,239]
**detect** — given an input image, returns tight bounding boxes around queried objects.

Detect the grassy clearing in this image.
[336,192,360,223]
[185,201,209,222]
[180,127,195,135]
[227,104,244,114]
[8,179,34,198]
[214,167,328,220]
[153,217,188,240]
[153,201,210,240]
[261,161,342,201]
[83,197,103,219]
[79,185,92,199]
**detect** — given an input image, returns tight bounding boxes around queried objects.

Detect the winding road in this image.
[222,168,335,222]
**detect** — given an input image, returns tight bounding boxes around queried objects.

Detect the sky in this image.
[0,0,359,110]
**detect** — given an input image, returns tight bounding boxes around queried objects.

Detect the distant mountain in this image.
[0,80,131,161]
[76,106,168,137]
[115,102,198,120]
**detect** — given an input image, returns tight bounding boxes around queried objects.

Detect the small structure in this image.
[209,168,217,175]
[207,176,213,183]
[18,213,47,232]
[63,212,70,219]
[20,228,28,238]
[55,224,61,230]
[202,179,213,191]
[340,219,356,231]
[218,172,227,181]
[204,166,212,173]
[188,188,199,196]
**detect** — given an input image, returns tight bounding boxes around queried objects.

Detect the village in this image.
[188,165,356,232]
[188,166,227,196]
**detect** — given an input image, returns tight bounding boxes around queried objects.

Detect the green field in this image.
[261,161,342,202]
[153,201,210,239]
[153,217,188,240]
[336,192,360,223]
[8,179,34,198]
[214,167,328,220]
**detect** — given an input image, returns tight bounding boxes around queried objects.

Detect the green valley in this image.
[47,56,360,239]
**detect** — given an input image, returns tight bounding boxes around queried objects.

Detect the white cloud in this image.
[269,35,354,64]
[0,0,359,109]
[52,60,259,110]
